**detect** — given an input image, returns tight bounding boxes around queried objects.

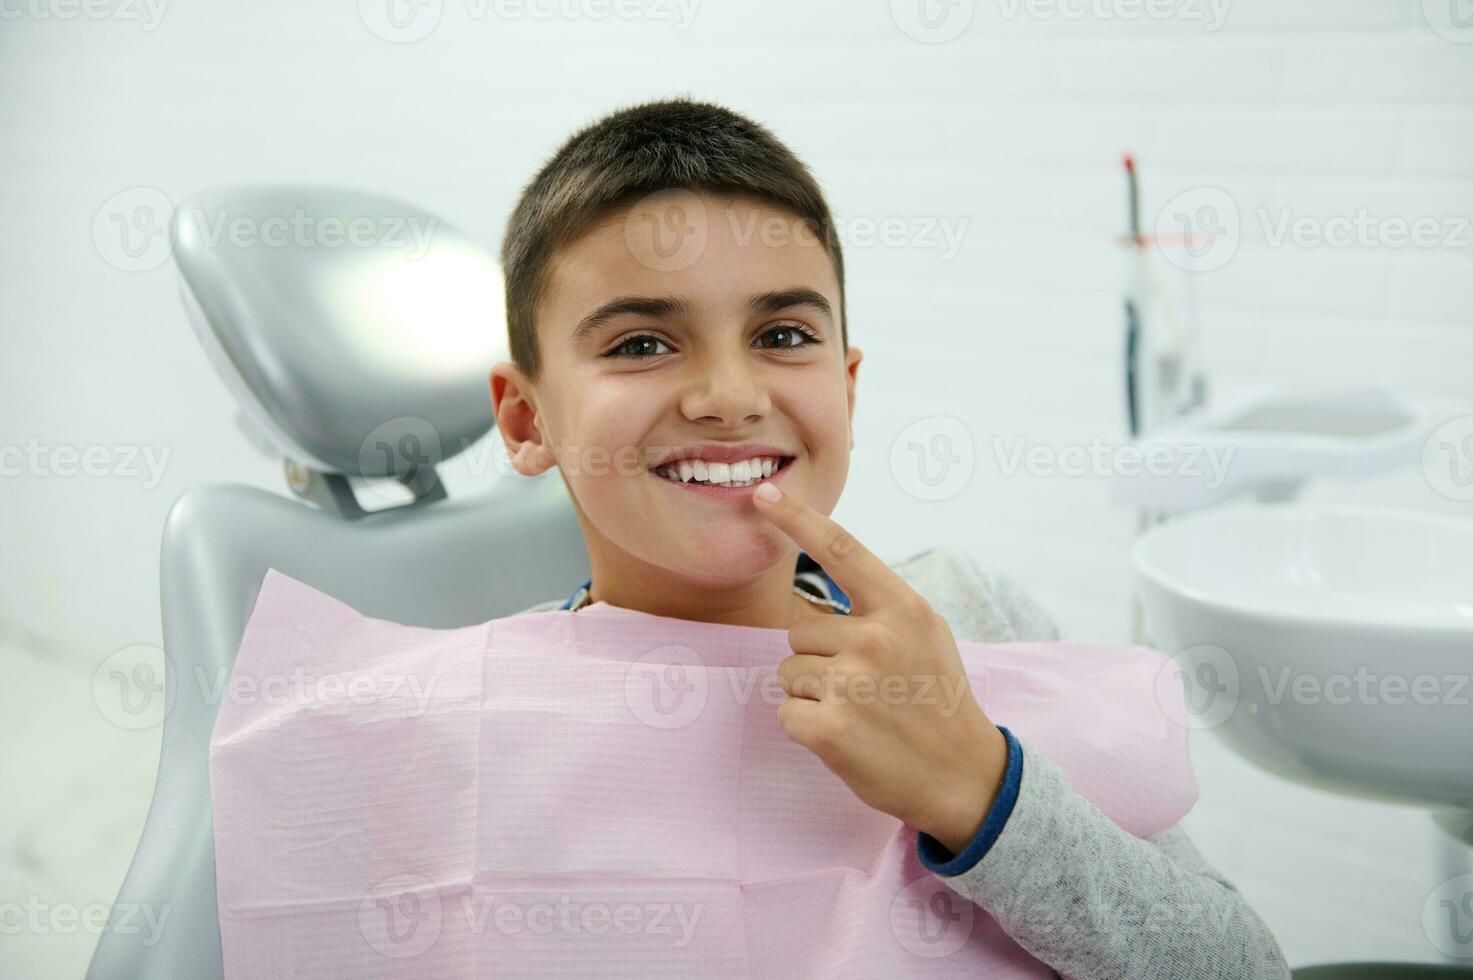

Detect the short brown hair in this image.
[500,97,847,380]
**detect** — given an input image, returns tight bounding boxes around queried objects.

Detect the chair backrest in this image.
[86,187,589,980]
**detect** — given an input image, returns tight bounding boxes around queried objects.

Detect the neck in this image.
[580,542,814,631]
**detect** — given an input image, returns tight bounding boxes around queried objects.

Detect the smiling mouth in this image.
[651,455,794,489]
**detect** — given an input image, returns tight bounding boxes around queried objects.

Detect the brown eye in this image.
[604,334,673,359]
[757,323,820,350]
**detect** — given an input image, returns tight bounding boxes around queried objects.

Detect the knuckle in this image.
[809,709,845,751]
[855,624,889,658]
[898,592,934,621]
[824,526,861,561]
[788,615,821,648]
[776,697,798,732]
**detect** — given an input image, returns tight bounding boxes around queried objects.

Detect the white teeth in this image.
[656,455,787,487]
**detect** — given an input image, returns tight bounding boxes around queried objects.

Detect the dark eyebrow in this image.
[747,288,834,323]
[570,288,834,343]
[571,295,690,342]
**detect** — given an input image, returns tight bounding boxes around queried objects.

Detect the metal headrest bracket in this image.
[284,459,447,521]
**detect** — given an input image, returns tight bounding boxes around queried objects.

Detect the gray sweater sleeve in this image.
[890,546,1291,980]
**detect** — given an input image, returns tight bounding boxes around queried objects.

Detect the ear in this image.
[843,345,863,451]
[488,362,556,476]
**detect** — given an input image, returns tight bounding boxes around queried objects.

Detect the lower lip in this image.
[648,459,793,498]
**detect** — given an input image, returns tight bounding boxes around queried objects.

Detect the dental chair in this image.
[88,188,1470,980]
[85,186,589,980]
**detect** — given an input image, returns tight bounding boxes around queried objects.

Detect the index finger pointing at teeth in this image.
[751,482,904,614]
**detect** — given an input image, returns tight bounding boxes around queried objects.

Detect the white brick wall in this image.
[2,0,1470,972]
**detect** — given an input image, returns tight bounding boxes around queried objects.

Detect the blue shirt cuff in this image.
[915,725,1023,877]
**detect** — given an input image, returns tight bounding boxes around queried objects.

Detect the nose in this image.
[680,345,771,426]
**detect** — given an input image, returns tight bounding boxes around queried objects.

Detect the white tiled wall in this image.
[2,0,1470,974]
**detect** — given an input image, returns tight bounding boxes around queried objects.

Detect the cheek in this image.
[558,383,662,483]
[785,379,853,500]
[787,376,852,448]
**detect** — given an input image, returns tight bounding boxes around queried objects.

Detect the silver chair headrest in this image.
[172,185,504,479]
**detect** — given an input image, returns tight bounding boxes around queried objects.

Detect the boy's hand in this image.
[751,482,1009,856]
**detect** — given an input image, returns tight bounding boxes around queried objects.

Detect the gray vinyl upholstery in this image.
[86,187,588,980]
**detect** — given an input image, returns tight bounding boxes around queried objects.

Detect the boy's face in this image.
[491,192,862,588]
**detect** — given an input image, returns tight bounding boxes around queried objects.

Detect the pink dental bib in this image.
[209,569,1197,978]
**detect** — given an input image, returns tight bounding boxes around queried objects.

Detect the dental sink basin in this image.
[1110,387,1428,512]
[1134,504,1473,815]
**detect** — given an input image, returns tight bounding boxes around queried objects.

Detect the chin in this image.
[650,528,794,585]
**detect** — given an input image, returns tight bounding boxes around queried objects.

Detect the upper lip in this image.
[650,443,796,469]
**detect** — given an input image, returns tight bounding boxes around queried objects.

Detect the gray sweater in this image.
[517,546,1293,979]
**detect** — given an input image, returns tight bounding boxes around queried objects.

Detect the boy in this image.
[488,97,1290,978]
